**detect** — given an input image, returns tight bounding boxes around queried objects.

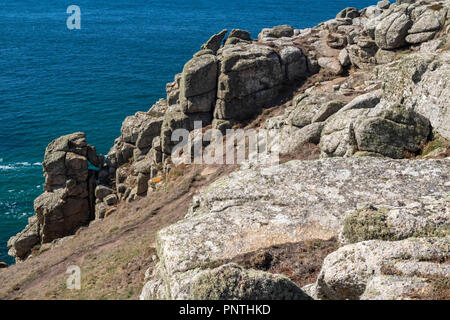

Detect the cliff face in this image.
[2,0,449,300]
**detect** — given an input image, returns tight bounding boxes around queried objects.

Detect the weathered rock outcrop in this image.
[141,158,449,299]
[320,97,430,158]
[311,236,449,300]
[374,52,450,140]
[8,132,103,261]
[180,54,218,113]
[340,196,450,245]
[141,263,311,300]
[7,217,40,260]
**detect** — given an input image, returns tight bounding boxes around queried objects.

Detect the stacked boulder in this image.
[8,132,103,261]
[319,94,431,158]
[288,1,448,72]
[306,195,450,300]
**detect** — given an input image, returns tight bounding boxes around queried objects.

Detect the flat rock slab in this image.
[152,158,449,298]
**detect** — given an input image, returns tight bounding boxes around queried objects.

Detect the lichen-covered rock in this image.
[201,29,228,54]
[142,158,449,299]
[287,92,346,128]
[189,263,312,300]
[178,54,218,115]
[318,57,343,75]
[360,275,435,300]
[312,236,450,300]
[377,0,391,9]
[340,196,450,244]
[354,104,430,158]
[7,216,40,261]
[320,108,367,157]
[336,7,360,19]
[338,89,382,113]
[228,29,251,41]
[319,90,430,158]
[277,122,324,153]
[375,52,450,140]
[119,111,164,158]
[375,48,396,64]
[160,109,212,154]
[35,189,90,243]
[311,100,345,123]
[181,90,216,113]
[180,54,218,98]
[374,6,413,49]
[408,11,442,34]
[406,31,437,44]
[260,25,294,39]
[347,39,379,69]
[214,43,284,121]
[279,46,308,82]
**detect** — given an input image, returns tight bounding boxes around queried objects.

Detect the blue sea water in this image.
[0,0,378,264]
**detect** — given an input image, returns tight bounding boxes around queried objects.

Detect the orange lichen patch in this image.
[104,208,117,219]
[150,176,163,184]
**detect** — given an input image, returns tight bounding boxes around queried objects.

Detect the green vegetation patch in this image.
[421,134,449,157]
[343,207,395,243]
[190,263,311,300]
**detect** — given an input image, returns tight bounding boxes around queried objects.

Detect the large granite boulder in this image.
[121,112,164,150]
[336,7,360,19]
[160,107,212,155]
[374,5,413,49]
[179,54,218,114]
[34,189,90,243]
[319,88,430,159]
[406,9,443,44]
[258,25,294,40]
[287,93,345,128]
[109,108,165,167]
[374,52,450,140]
[188,263,311,300]
[340,195,450,245]
[354,104,430,158]
[7,217,40,261]
[201,29,228,54]
[214,43,284,121]
[312,236,450,300]
[279,46,308,82]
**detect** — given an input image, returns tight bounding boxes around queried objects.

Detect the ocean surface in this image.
[0,0,377,264]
